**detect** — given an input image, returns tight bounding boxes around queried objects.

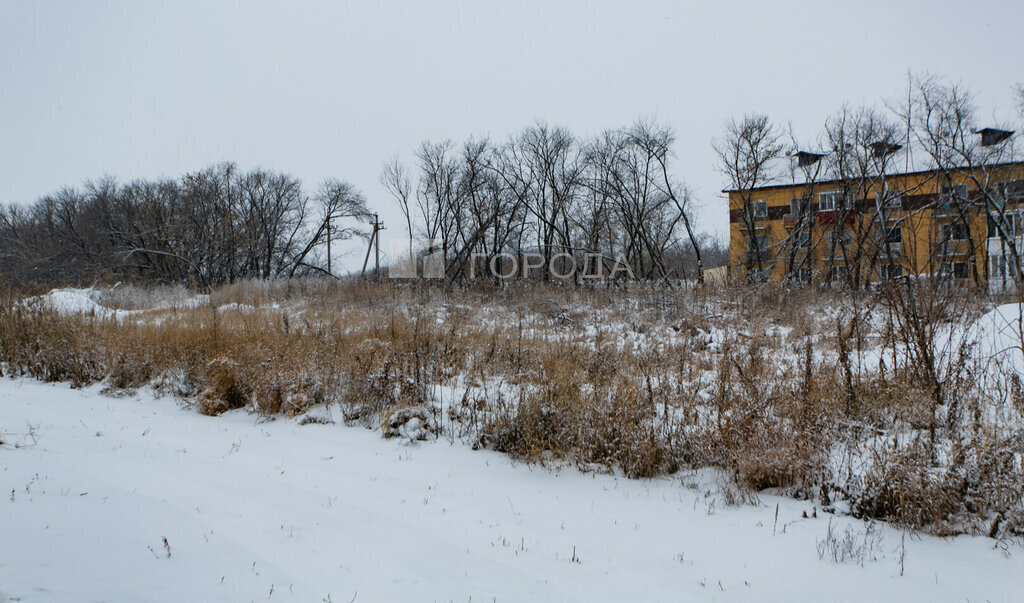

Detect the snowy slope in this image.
[23,288,131,320]
[0,379,1020,602]
[970,303,1024,374]
[22,287,210,320]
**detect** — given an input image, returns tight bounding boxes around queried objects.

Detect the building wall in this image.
[727,164,1024,286]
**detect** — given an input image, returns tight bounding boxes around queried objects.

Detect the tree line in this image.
[1,119,725,288]
[381,119,713,284]
[0,163,370,287]
[4,76,1020,290]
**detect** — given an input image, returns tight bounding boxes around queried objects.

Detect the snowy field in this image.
[1,378,1020,602]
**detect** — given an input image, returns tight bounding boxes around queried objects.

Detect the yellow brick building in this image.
[726,162,1024,290]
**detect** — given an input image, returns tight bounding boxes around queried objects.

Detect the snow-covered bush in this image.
[197,357,249,416]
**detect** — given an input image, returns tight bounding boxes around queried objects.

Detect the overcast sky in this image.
[2,0,1022,265]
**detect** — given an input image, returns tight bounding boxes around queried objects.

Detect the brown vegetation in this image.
[0,279,1021,538]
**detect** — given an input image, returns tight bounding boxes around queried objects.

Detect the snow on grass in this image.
[23,288,131,320]
[22,287,211,321]
[1,378,1020,602]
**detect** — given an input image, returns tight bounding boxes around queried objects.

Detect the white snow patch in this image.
[24,287,131,320]
[0,378,1020,601]
[969,303,1024,374]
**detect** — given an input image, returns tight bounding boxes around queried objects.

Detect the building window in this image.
[830,229,852,247]
[880,263,903,280]
[747,268,769,283]
[747,233,770,265]
[790,197,810,216]
[819,190,849,212]
[794,230,811,248]
[954,262,969,279]
[941,261,970,280]
[991,255,1007,281]
[886,226,902,244]
[829,265,851,283]
[789,265,813,284]
[878,186,902,209]
[752,200,768,219]
[942,222,968,241]
[989,211,1024,239]
[940,184,968,202]
[997,180,1024,204]
[881,226,902,255]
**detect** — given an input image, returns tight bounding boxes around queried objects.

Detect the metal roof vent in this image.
[870,141,903,158]
[794,151,825,167]
[977,128,1014,146]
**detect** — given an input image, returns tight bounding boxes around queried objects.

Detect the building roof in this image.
[721,160,1024,194]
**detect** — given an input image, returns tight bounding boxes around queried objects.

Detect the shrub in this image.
[197,357,249,416]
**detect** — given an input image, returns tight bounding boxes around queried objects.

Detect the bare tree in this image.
[415,140,460,266]
[491,123,582,280]
[588,126,677,279]
[822,105,908,289]
[380,155,414,252]
[626,119,704,284]
[901,74,1020,289]
[289,179,370,277]
[714,114,784,281]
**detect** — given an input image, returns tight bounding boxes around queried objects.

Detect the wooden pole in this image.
[361,214,385,279]
[361,225,375,277]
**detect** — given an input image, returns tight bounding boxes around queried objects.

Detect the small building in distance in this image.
[726,156,1024,292]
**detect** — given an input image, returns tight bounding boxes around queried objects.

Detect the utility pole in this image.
[361,213,385,279]
[374,213,384,280]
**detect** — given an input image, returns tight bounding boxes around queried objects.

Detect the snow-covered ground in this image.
[22,287,208,321]
[22,288,133,320]
[969,303,1024,374]
[1,379,1020,602]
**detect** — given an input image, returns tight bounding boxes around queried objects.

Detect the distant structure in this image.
[726,142,1024,292]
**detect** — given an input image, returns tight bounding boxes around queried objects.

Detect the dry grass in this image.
[1,278,1022,537]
